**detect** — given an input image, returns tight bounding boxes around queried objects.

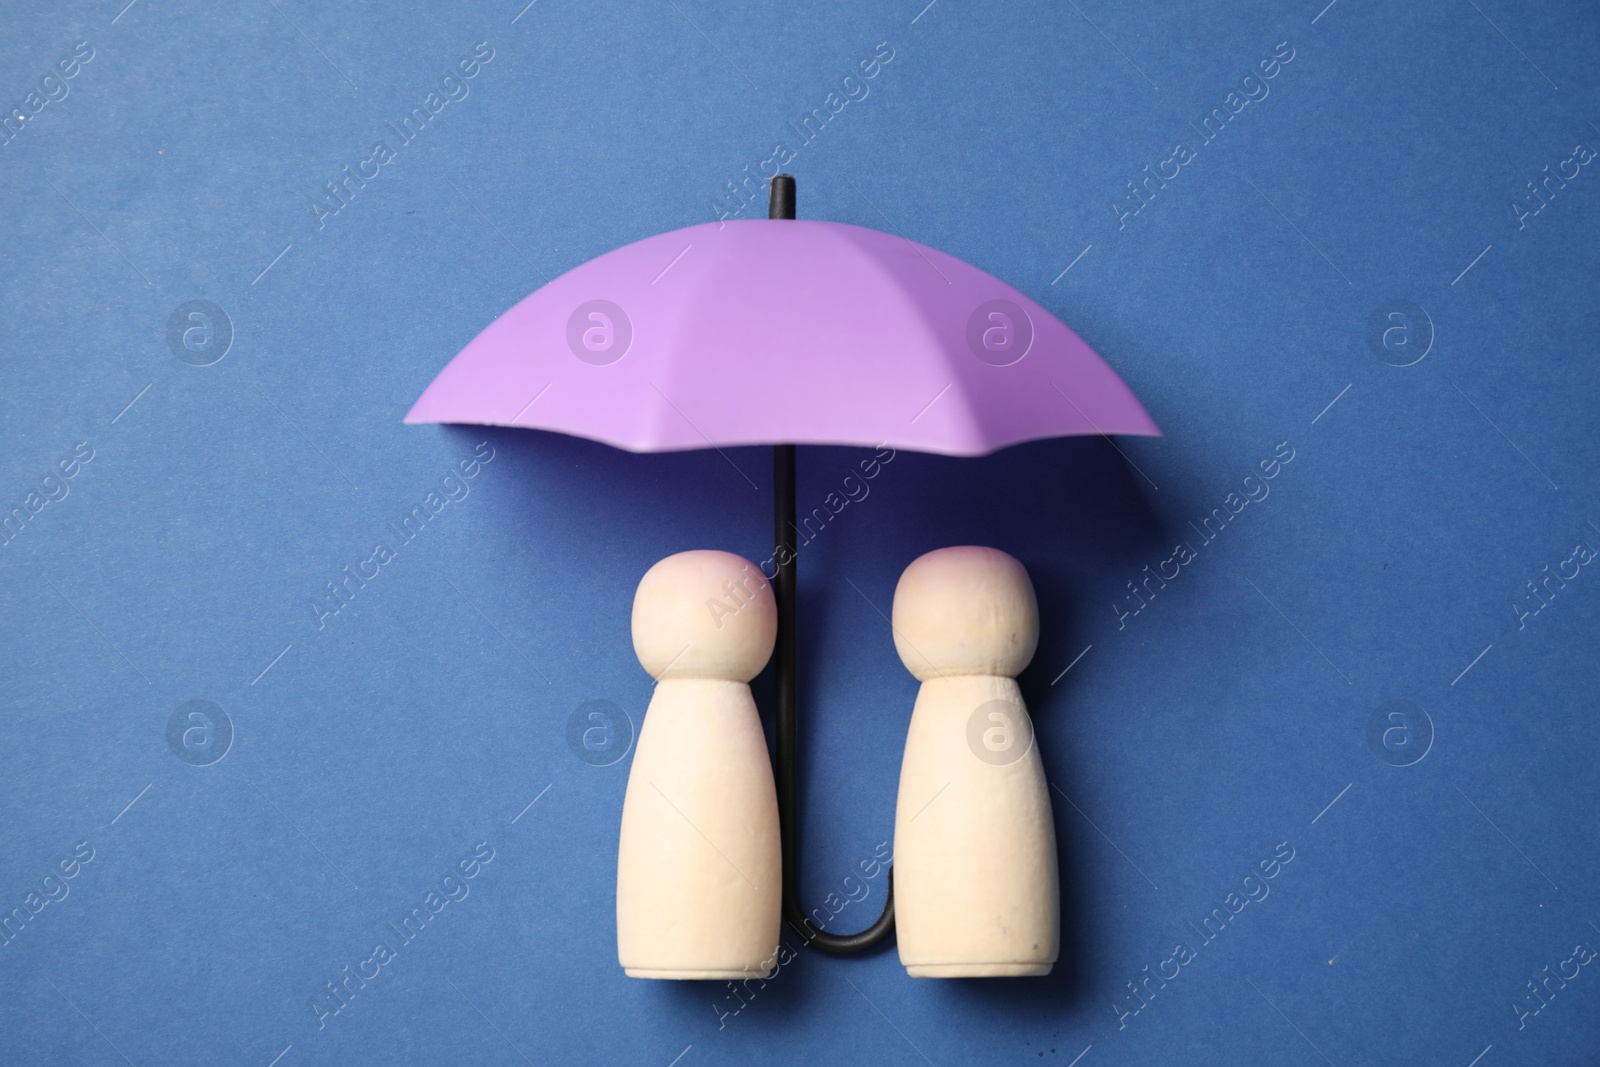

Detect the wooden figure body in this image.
[617,550,782,979]
[891,546,1059,977]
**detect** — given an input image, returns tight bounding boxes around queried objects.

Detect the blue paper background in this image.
[3,1,1598,1064]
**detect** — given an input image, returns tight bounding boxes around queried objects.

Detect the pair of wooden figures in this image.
[617,546,1058,979]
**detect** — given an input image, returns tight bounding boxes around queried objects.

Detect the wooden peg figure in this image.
[891,546,1060,977]
[617,550,782,978]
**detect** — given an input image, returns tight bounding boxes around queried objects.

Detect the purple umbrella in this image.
[406,176,1158,954]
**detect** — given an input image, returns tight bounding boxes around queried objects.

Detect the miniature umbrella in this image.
[406,175,1159,955]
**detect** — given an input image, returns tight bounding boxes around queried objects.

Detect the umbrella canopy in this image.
[404,219,1158,453]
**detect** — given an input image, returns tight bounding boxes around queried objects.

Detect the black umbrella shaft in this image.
[769,174,796,221]
[773,444,804,933]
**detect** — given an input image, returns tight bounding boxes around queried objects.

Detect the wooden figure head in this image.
[891,546,1039,681]
[632,550,776,682]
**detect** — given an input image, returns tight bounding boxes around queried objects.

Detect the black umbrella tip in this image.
[769,175,796,220]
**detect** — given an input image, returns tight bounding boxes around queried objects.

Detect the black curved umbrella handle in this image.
[773,442,896,955]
